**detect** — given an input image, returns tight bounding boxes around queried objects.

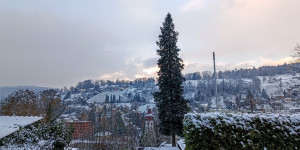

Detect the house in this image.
[66,121,93,139]
[255,105,265,113]
[290,107,300,113]
[0,116,43,139]
[285,98,292,103]
[275,95,285,100]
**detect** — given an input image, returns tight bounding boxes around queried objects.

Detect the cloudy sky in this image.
[0,0,300,88]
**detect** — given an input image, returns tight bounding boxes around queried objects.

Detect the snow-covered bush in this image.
[184,113,300,150]
[0,121,74,150]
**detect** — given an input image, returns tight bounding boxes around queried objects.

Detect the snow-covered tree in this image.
[154,13,189,147]
[0,121,74,149]
[0,89,74,149]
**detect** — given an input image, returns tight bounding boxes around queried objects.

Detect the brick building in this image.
[66,121,93,139]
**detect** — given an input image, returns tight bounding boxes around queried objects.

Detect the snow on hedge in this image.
[184,113,300,150]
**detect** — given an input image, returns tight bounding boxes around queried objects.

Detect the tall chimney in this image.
[213,52,218,111]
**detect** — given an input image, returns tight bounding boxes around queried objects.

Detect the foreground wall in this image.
[184,113,300,150]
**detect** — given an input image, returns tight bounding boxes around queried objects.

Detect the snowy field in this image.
[86,90,125,103]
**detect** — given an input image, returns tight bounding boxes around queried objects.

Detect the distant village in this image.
[1,64,300,149]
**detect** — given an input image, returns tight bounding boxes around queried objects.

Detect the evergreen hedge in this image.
[184,113,300,150]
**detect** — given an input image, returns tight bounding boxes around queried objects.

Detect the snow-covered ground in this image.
[86,90,125,103]
[258,73,300,97]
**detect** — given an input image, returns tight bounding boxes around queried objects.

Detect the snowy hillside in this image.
[86,90,126,103]
[258,73,300,97]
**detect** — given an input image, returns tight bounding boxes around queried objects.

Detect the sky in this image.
[0,0,300,88]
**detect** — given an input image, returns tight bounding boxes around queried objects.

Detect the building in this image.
[285,98,292,103]
[0,116,43,139]
[145,107,154,133]
[290,107,300,113]
[66,121,93,139]
[143,107,157,146]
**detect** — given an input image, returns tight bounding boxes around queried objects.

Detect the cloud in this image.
[259,57,292,66]
[99,71,129,81]
[0,11,128,87]
[184,62,254,74]
[143,57,159,68]
[178,0,300,64]
[184,56,292,74]
[98,57,159,81]
[182,0,204,11]
[1,0,300,88]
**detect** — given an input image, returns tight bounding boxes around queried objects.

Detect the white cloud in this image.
[99,71,129,81]
[182,0,204,11]
[258,57,292,66]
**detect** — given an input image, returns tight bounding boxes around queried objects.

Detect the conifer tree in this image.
[154,13,189,147]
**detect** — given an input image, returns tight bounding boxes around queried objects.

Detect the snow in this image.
[138,103,156,113]
[144,141,180,150]
[94,131,112,137]
[258,73,300,97]
[86,90,125,103]
[114,103,132,107]
[65,93,82,101]
[145,145,179,150]
[210,96,226,109]
[177,139,186,150]
[0,116,43,139]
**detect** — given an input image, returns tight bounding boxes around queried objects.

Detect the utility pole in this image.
[213,52,218,111]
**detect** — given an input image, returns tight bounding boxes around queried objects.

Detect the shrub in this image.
[184,113,300,150]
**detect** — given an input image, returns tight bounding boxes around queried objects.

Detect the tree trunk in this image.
[172,133,176,147]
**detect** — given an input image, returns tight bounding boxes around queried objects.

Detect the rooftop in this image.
[0,116,43,139]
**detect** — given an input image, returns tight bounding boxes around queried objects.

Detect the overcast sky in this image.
[0,0,300,88]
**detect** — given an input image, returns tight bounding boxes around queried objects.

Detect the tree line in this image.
[185,62,300,80]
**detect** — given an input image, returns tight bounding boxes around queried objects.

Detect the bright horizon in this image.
[0,0,299,88]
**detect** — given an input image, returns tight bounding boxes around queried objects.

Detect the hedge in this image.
[183,113,300,150]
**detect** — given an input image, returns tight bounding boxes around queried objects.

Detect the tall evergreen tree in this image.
[154,13,189,147]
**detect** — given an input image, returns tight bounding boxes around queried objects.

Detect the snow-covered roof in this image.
[138,103,156,113]
[0,116,43,139]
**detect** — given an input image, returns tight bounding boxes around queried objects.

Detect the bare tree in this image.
[40,89,64,123]
[291,43,300,63]
[1,90,39,116]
